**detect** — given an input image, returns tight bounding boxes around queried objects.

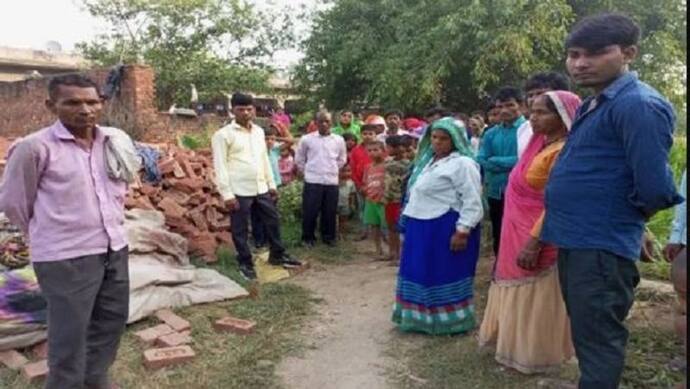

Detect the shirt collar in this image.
[52,120,105,142]
[600,71,638,100]
[498,116,525,130]
[231,120,257,132]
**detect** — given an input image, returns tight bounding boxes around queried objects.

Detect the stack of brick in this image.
[125,145,231,262]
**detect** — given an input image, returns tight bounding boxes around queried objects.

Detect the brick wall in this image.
[0,65,221,143]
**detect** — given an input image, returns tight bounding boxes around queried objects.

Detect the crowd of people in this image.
[0,11,686,389]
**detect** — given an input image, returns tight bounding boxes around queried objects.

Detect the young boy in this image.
[342,132,358,164]
[363,141,387,257]
[401,134,417,161]
[337,165,357,240]
[351,125,377,239]
[384,136,411,262]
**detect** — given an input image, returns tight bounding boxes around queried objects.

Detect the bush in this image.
[278,181,304,246]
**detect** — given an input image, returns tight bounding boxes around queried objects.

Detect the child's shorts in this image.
[363,201,386,227]
[385,202,401,226]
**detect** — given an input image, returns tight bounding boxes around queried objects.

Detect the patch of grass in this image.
[638,260,673,282]
[623,324,685,388]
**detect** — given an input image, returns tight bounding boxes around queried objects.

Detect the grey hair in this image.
[315,110,332,122]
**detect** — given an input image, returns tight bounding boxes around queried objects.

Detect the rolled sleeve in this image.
[211,130,235,201]
[0,140,42,233]
[669,171,687,245]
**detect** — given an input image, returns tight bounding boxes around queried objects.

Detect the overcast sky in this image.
[0,0,317,70]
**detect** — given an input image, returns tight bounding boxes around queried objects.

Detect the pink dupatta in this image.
[495,91,582,282]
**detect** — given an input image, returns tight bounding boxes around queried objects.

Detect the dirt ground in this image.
[277,254,398,389]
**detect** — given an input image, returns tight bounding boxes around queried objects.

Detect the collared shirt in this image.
[542,72,683,260]
[477,116,525,199]
[376,128,410,143]
[669,170,687,245]
[295,131,347,186]
[211,121,276,201]
[403,152,483,230]
[0,121,128,262]
[516,120,533,158]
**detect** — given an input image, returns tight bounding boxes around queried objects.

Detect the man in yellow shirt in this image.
[212,93,301,280]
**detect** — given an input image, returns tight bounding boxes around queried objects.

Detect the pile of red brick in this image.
[125,145,231,262]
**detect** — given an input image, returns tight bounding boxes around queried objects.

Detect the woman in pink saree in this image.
[479,90,582,374]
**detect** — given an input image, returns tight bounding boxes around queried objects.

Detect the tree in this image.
[295,0,686,122]
[78,0,296,109]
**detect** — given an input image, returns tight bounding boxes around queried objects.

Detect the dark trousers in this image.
[251,202,269,248]
[488,196,505,256]
[231,193,285,266]
[558,249,640,389]
[33,247,129,389]
[302,183,339,243]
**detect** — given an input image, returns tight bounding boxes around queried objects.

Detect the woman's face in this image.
[430,129,453,156]
[529,95,565,136]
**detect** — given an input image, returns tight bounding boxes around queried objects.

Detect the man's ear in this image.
[45,98,57,115]
[622,45,638,65]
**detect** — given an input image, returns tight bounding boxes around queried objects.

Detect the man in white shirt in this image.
[377,109,409,142]
[516,72,571,158]
[212,93,301,280]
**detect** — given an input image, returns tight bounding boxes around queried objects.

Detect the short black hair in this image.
[494,86,524,104]
[485,100,498,114]
[384,109,403,119]
[385,135,404,148]
[342,132,357,142]
[48,74,101,100]
[400,135,415,147]
[361,124,378,134]
[264,126,277,137]
[424,106,451,119]
[566,13,641,52]
[524,72,570,92]
[231,92,254,107]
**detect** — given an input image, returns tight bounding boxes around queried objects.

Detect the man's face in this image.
[361,130,376,143]
[386,114,401,132]
[46,85,103,131]
[317,117,332,135]
[340,112,353,126]
[566,44,636,90]
[233,105,255,125]
[487,107,501,125]
[526,87,551,110]
[495,98,522,125]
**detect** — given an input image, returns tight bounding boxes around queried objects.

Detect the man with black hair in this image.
[212,92,301,280]
[378,109,409,142]
[478,86,526,256]
[0,74,131,389]
[542,13,683,389]
[516,72,570,157]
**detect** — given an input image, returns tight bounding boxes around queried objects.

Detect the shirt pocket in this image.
[107,178,128,223]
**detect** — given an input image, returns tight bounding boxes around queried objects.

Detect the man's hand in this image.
[640,231,657,263]
[517,237,542,270]
[269,189,279,202]
[663,243,686,263]
[224,198,240,212]
[450,230,470,252]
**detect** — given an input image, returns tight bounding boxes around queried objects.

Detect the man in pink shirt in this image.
[0,75,130,389]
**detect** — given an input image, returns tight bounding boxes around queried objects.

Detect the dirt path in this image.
[277,256,398,389]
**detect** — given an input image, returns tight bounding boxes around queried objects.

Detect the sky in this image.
[0,0,317,71]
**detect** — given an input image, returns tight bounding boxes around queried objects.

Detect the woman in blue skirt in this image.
[392,117,483,335]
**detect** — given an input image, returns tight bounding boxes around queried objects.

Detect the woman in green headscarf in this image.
[392,117,484,335]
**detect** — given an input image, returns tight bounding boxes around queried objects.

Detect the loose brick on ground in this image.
[32,341,48,360]
[134,324,176,345]
[22,360,48,383]
[158,197,187,219]
[213,316,256,335]
[155,309,191,332]
[155,332,192,348]
[0,350,28,370]
[143,345,195,370]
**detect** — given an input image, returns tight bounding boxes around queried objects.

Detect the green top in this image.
[332,123,362,141]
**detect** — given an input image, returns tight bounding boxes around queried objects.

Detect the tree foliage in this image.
[295,0,686,121]
[78,0,295,109]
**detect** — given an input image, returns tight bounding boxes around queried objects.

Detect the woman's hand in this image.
[450,230,470,252]
[517,237,542,270]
